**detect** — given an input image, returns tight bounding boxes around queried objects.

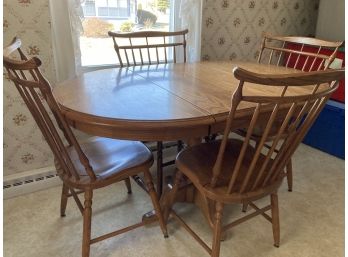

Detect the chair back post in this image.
[257,33,343,72]
[211,80,243,187]
[325,45,341,69]
[110,35,124,67]
[183,32,187,63]
[213,67,344,195]
[3,38,97,183]
[257,33,267,63]
[108,29,189,67]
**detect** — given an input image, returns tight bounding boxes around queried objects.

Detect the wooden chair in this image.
[238,33,343,193]
[108,29,189,197]
[3,37,168,257]
[168,67,344,257]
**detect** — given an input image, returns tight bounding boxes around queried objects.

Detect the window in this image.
[80,0,172,67]
[82,0,97,16]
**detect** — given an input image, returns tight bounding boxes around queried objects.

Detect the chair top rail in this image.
[118,42,184,49]
[233,67,345,87]
[263,33,343,48]
[108,29,189,38]
[3,56,42,70]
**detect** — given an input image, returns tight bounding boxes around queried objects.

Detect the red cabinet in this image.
[286,43,345,102]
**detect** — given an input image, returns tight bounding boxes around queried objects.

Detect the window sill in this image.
[81,64,120,73]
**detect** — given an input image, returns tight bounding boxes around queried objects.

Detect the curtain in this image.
[172,0,202,62]
[49,0,84,82]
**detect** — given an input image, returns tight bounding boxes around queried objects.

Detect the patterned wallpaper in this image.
[3,0,55,176]
[3,0,320,176]
[201,0,320,61]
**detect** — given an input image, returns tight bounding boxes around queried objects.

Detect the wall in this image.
[316,0,344,41]
[3,0,55,176]
[201,0,320,61]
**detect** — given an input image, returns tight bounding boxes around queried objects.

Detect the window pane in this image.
[97,7,109,16]
[118,0,128,8]
[98,0,107,6]
[80,0,171,66]
[82,3,96,16]
[108,0,117,7]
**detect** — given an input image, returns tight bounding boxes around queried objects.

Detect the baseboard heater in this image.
[3,166,62,199]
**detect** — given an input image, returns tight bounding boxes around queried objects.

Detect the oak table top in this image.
[53,61,303,141]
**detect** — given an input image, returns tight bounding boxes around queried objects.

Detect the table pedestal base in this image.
[142,179,214,226]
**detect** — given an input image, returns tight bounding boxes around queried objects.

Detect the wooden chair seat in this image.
[56,137,153,189]
[176,139,281,203]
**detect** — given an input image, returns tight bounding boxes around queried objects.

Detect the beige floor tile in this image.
[4,144,344,257]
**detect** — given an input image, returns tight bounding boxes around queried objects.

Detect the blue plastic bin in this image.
[303,100,345,159]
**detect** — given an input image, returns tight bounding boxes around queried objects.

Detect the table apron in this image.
[67,118,212,141]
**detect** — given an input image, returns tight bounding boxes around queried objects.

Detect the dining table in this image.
[53,61,306,139]
[53,60,304,223]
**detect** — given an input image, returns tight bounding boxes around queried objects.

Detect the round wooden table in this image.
[53,61,302,141]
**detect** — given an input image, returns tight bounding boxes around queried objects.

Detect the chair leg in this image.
[212,202,224,257]
[82,189,93,257]
[286,159,293,192]
[124,177,132,194]
[242,202,248,213]
[271,193,280,248]
[156,141,163,198]
[60,183,69,217]
[144,169,168,238]
[177,140,184,152]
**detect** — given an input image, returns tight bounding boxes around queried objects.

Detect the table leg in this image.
[156,141,163,198]
[157,141,183,198]
[132,175,149,193]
